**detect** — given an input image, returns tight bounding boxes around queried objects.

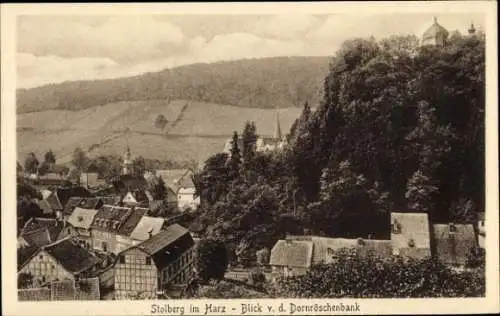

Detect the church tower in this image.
[122,146,133,175]
[468,22,476,35]
[421,17,449,47]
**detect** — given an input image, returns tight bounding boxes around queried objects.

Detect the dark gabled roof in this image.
[22,217,60,235]
[117,208,147,237]
[44,238,100,274]
[91,205,133,232]
[63,197,103,216]
[18,288,51,301]
[126,224,194,268]
[21,227,52,248]
[18,246,38,270]
[36,199,53,215]
[136,224,189,255]
[56,187,93,209]
[45,193,63,211]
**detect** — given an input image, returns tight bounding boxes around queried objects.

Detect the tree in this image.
[227,131,242,178]
[153,176,167,200]
[193,153,231,207]
[271,248,485,298]
[24,153,39,174]
[196,239,228,284]
[308,160,390,238]
[256,248,270,266]
[241,121,258,163]
[72,147,89,172]
[18,272,34,289]
[405,170,438,213]
[44,149,56,165]
[154,114,168,133]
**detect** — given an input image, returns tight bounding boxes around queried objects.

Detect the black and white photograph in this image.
[1,2,499,315]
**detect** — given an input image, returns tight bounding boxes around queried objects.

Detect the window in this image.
[39,255,43,260]
[145,257,151,265]
[102,242,108,252]
[449,223,457,233]
[392,220,402,234]
[119,255,125,264]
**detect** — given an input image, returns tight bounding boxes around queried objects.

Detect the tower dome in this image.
[421,17,449,46]
[468,22,476,35]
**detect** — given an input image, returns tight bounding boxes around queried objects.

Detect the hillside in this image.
[17,56,330,114]
[17,99,303,165]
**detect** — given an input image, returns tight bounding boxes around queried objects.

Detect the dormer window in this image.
[449,223,457,233]
[392,219,402,234]
[77,216,84,222]
[408,238,416,248]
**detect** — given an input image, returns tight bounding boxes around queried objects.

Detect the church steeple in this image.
[274,104,282,141]
[122,146,133,175]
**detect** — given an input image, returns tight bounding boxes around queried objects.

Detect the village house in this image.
[114,224,196,300]
[269,239,313,278]
[90,205,148,254]
[270,235,392,279]
[20,217,70,245]
[67,207,99,249]
[390,212,432,260]
[286,235,393,264]
[62,196,105,220]
[18,227,53,249]
[156,168,199,212]
[18,277,101,301]
[17,237,101,288]
[432,223,477,267]
[80,172,106,189]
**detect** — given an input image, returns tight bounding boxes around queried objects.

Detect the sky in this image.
[17,13,485,89]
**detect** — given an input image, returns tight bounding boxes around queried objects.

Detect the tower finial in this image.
[468,21,476,35]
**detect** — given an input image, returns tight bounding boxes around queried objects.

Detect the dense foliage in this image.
[193,32,485,264]
[17,56,328,113]
[271,248,485,298]
[196,239,229,283]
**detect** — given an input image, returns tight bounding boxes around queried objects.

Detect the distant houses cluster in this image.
[17,147,201,300]
[270,212,485,279]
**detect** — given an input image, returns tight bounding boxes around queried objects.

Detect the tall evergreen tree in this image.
[227,131,242,179]
[44,149,56,165]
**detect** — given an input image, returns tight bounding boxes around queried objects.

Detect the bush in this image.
[249,269,266,290]
[271,248,485,298]
[465,247,485,268]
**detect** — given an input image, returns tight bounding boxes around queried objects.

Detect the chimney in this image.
[148,228,153,239]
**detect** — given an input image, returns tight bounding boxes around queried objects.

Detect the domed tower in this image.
[468,22,476,35]
[421,17,449,47]
[122,146,133,175]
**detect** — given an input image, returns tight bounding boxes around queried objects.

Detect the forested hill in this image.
[17,56,330,114]
[193,33,485,256]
